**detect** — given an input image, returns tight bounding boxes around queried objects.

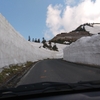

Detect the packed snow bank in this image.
[0,13,66,69]
[63,34,100,66]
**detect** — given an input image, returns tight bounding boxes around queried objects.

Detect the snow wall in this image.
[63,34,100,66]
[0,14,57,68]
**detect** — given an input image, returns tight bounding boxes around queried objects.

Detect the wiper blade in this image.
[16,82,74,92]
[1,81,100,98]
[0,88,19,98]
[38,82,75,93]
[40,81,100,93]
[77,80,100,88]
[0,82,74,98]
[78,80,100,85]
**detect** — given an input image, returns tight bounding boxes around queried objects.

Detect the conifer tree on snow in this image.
[38,39,40,43]
[35,38,37,42]
[28,36,31,41]
[52,44,58,51]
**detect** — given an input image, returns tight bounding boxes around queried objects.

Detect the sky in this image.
[0,0,99,41]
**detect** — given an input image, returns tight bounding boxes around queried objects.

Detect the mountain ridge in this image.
[50,23,100,44]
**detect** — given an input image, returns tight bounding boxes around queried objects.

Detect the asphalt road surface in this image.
[17,59,100,86]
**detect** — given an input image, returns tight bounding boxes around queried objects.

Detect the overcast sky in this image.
[0,0,99,40]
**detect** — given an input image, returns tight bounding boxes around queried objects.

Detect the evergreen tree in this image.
[42,37,47,48]
[38,39,40,43]
[28,36,31,41]
[42,37,46,43]
[43,42,48,48]
[49,41,52,50]
[49,41,51,45]
[35,38,37,42]
[52,44,58,51]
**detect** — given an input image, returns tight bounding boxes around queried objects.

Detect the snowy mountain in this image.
[63,34,100,66]
[0,13,66,69]
[75,23,100,34]
[50,23,100,44]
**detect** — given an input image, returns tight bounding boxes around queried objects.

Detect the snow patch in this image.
[84,23,100,34]
[85,25,100,34]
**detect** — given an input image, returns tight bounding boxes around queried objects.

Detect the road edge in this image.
[16,60,42,87]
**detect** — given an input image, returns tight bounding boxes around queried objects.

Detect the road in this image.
[17,59,100,86]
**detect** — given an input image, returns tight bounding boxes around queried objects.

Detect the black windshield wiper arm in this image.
[0,82,74,98]
[1,82,75,93]
[1,81,100,98]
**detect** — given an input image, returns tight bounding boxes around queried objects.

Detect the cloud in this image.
[45,0,100,39]
[44,30,53,40]
[46,4,63,35]
[64,0,77,6]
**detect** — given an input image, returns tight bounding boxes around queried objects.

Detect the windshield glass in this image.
[0,0,100,92]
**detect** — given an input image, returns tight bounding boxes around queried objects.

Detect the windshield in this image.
[0,0,100,93]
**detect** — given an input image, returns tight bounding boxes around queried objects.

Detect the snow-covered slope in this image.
[0,13,66,69]
[85,25,100,34]
[63,34,100,66]
[30,42,67,58]
[82,23,100,34]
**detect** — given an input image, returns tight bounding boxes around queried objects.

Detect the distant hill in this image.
[50,23,100,44]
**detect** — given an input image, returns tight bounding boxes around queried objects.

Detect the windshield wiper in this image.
[1,81,100,98]
[39,81,100,93]
[16,82,75,92]
[0,82,74,98]
[0,88,19,98]
[78,80,100,85]
[34,81,100,93]
[77,80,100,89]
